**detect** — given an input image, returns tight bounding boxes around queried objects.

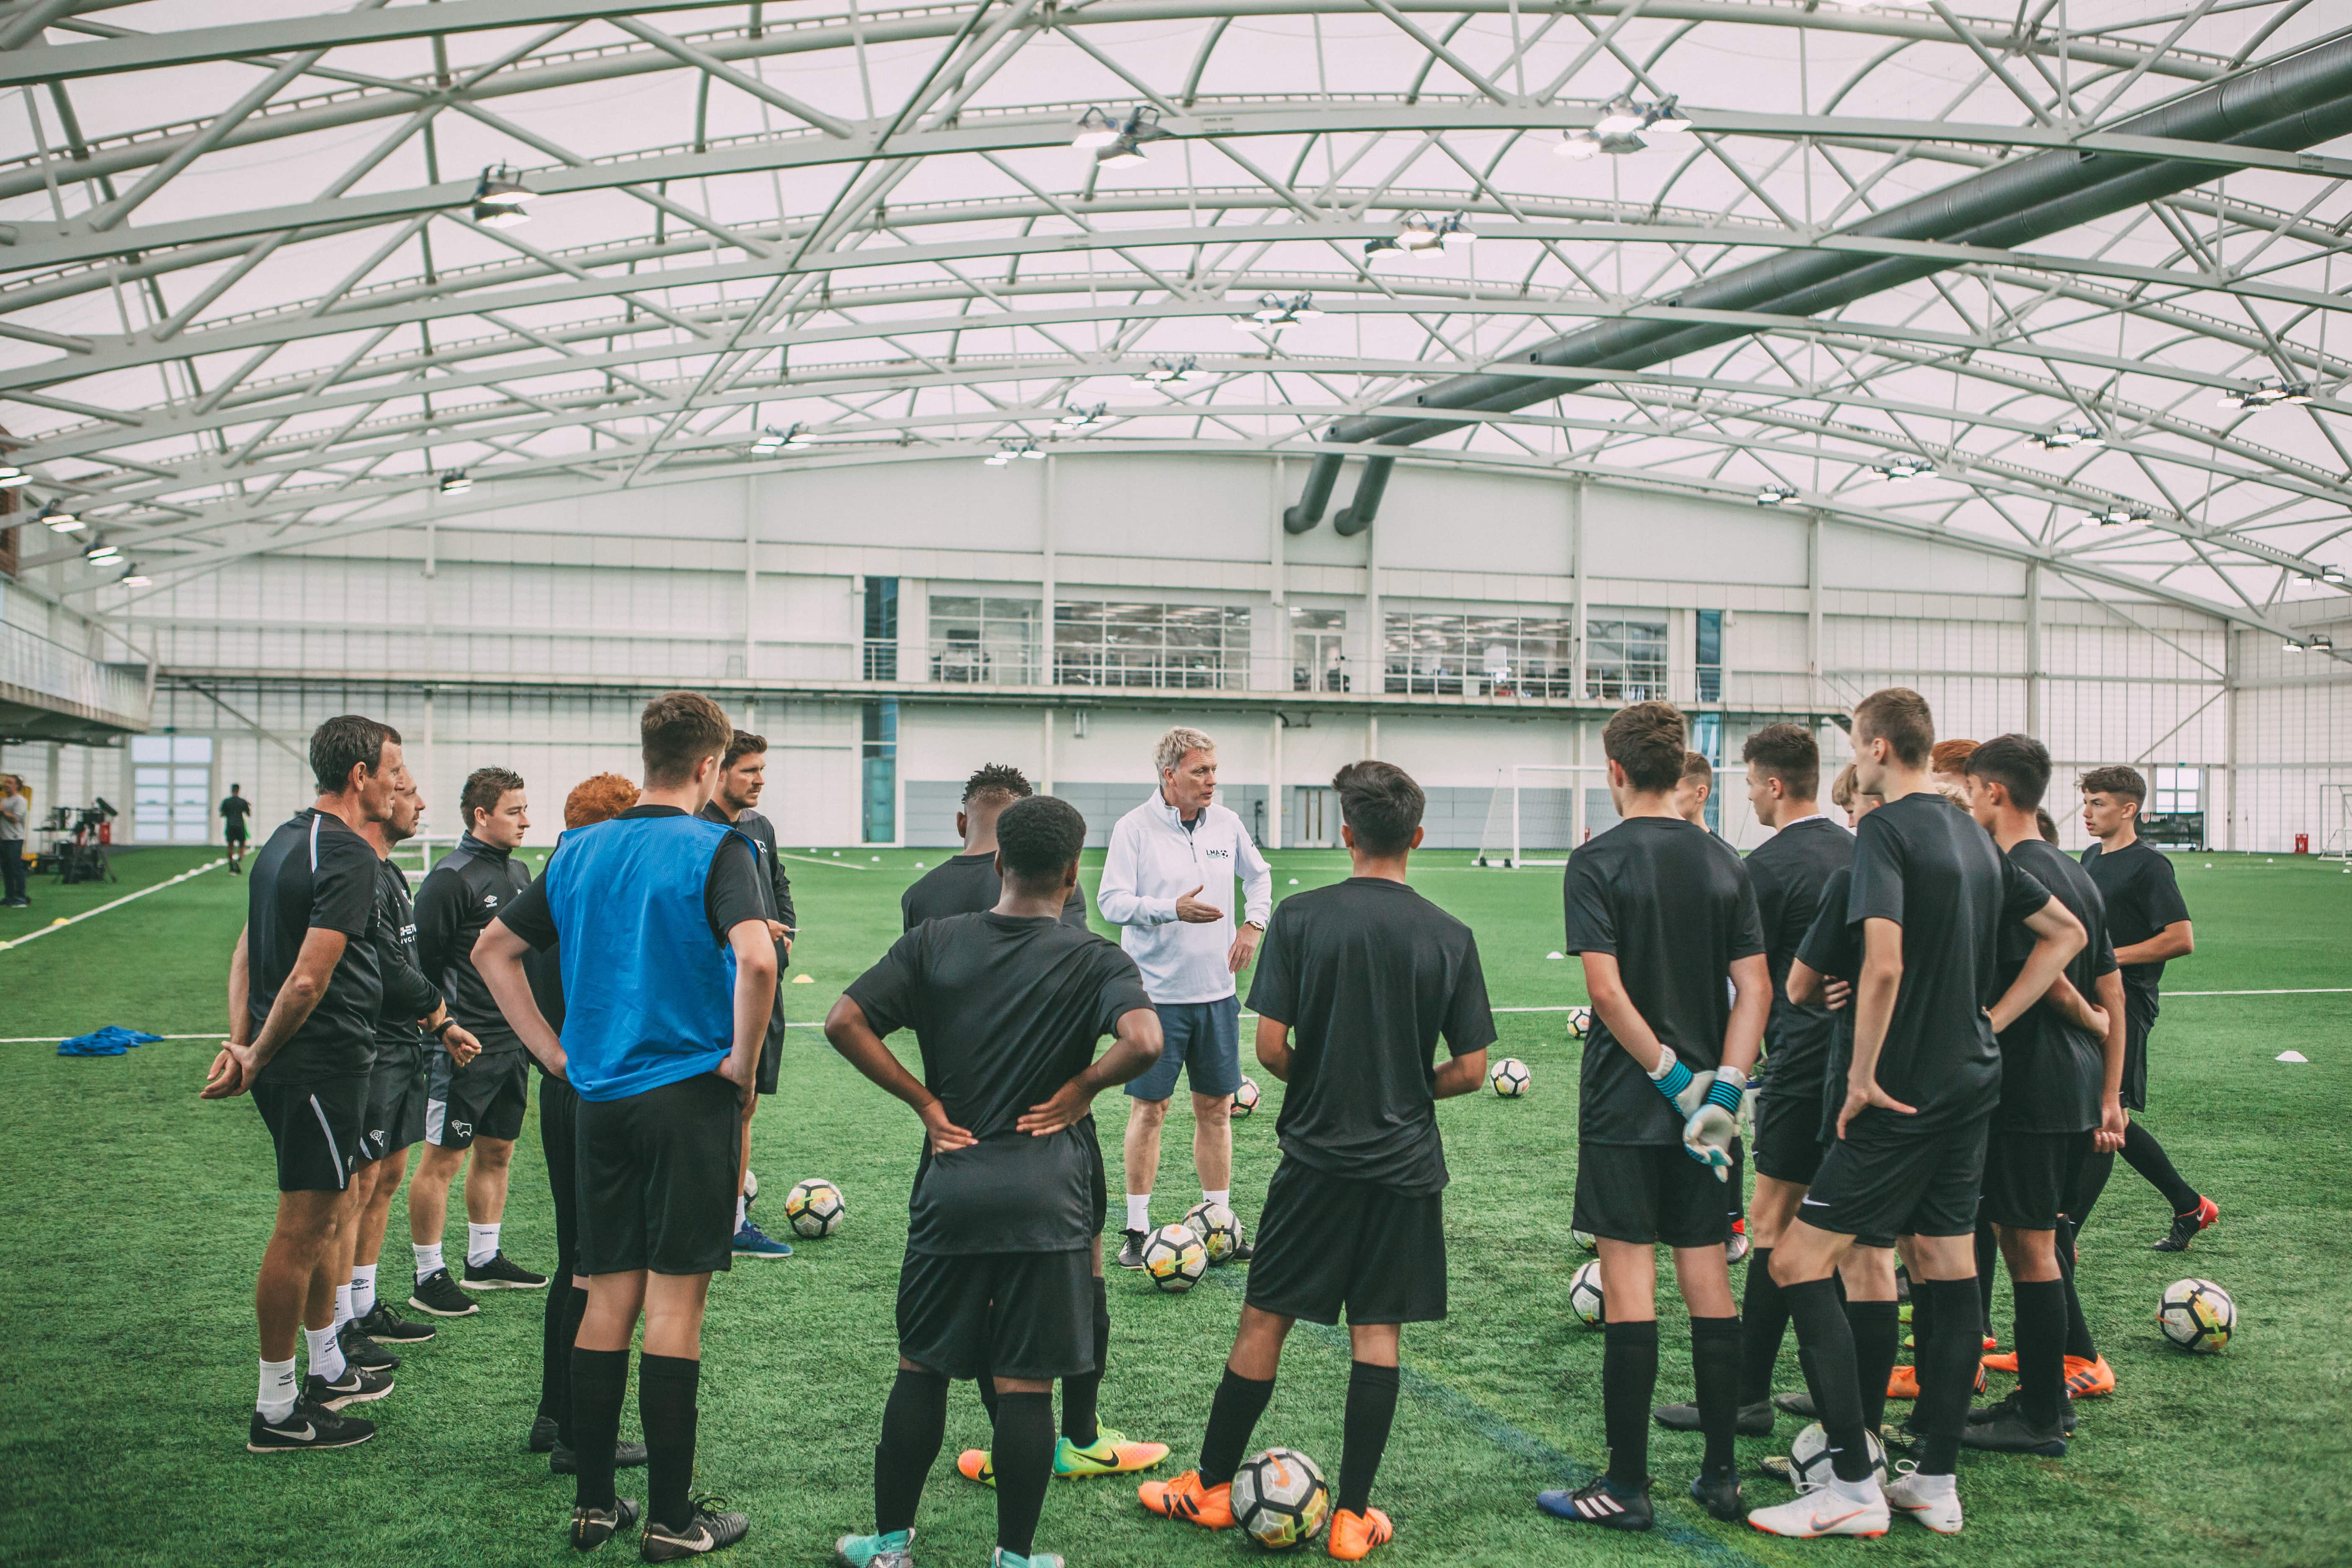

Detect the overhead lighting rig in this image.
[1233,294,1323,333]
[1367,213,1475,263]
[438,469,472,494]
[1754,483,1800,507]
[0,464,25,489]
[751,424,808,452]
[1558,93,1692,160]
[2219,377,2313,409]
[2090,503,2145,527]
[36,501,81,532]
[1074,106,1171,169]
[1872,454,1934,482]
[2032,425,2104,450]
[121,567,150,588]
[1057,404,1107,428]
[1130,356,1197,387]
[983,441,1048,467]
[83,542,119,564]
[469,164,534,228]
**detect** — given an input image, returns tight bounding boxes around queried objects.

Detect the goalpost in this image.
[389,835,464,877]
[1475,765,1610,867]
[2321,784,2352,866]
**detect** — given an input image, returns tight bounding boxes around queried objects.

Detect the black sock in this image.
[1847,1300,1901,1436]
[568,1346,630,1511]
[1199,1368,1276,1488]
[1783,1278,1871,1484]
[1737,1249,1788,1406]
[1909,1273,1938,1373]
[1689,1315,1741,1476]
[1602,1319,1660,1492]
[638,1353,701,1533]
[1974,1223,1999,1340]
[2012,1278,2068,1429]
[1338,1362,1400,1516]
[2070,1152,2115,1230]
[874,1369,949,1536]
[2122,1120,2202,1215]
[549,1284,587,1448]
[1060,1276,1109,1446]
[991,1390,1056,1557]
[1911,1279,1981,1475]
[2054,1216,2097,1361]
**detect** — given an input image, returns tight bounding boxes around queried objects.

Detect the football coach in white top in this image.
[1097,726,1274,1269]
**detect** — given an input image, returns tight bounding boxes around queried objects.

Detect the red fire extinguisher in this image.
[99,818,112,844]
[2295,833,2309,854]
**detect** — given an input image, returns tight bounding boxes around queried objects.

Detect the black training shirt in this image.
[248,808,382,1085]
[902,849,1090,933]
[220,795,252,836]
[1844,793,2053,1131]
[1562,815,1766,1146]
[1744,815,1852,1102]
[845,912,1151,1256]
[701,801,794,1059]
[498,806,766,957]
[1796,863,1862,1142]
[1994,837,2117,1133]
[414,833,534,1051]
[371,858,441,1064]
[2080,838,2189,1021]
[1245,877,1496,1194]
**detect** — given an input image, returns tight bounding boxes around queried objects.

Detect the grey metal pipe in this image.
[1282,449,1342,531]
[1333,455,1390,534]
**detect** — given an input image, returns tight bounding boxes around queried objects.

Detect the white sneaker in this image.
[1885,1465,1963,1534]
[1746,1479,1890,1539]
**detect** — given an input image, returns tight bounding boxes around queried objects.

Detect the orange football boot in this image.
[2063,1354,2116,1398]
[1138,1470,1235,1529]
[1327,1507,1393,1560]
[1982,1349,2020,1373]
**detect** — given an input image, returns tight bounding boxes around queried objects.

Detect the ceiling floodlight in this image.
[36,501,80,533]
[1131,356,1196,387]
[121,570,150,587]
[752,423,807,452]
[470,164,534,228]
[83,542,119,563]
[2033,424,2103,449]
[1556,131,1604,160]
[1057,403,1106,428]
[983,449,1013,467]
[1564,94,1689,158]
[1070,107,1121,149]
[2313,632,2336,651]
[1594,95,1645,137]
[2220,376,2313,410]
[2282,637,2306,653]
[1647,95,1693,135]
[1235,292,1321,332]
[1874,454,1934,481]
[1363,235,1408,264]
[2321,564,2347,584]
[2091,503,2139,526]
[438,469,472,494]
[1088,106,1170,169]
[0,464,23,488]
[1396,213,1444,251]
[1755,483,1799,506]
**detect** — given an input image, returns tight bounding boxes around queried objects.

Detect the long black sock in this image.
[1783,1278,1871,1484]
[638,1353,701,1533]
[2121,1120,2202,1215]
[1689,1315,1741,1476]
[1737,1248,1788,1406]
[550,1285,588,1447]
[1338,1362,1400,1516]
[1199,1368,1276,1488]
[2070,1152,2115,1230]
[1060,1276,1109,1446]
[569,1346,630,1511]
[1602,1319,1660,1491]
[1847,1300,1901,1436]
[2054,1216,2097,1361]
[1974,1222,1999,1340]
[2012,1278,2068,1429]
[874,1368,949,1536]
[991,1390,1055,1557]
[1909,1273,1938,1373]
[1912,1280,1981,1475]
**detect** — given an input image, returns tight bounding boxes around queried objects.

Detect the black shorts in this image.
[897,1247,1094,1382]
[2120,1011,2152,1112]
[427,1048,531,1148]
[542,1075,582,1276]
[1246,1158,1447,1327]
[360,1050,428,1164]
[224,828,249,846]
[756,1028,782,1096]
[1982,1128,2095,1232]
[1803,1109,1990,1241]
[575,1072,740,1277]
[1753,1088,1826,1186]
[1574,1142,1730,1249]
[253,1076,366,1193]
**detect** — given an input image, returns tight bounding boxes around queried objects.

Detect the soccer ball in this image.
[783,1178,846,1238]
[1489,1057,1531,1097]
[1789,1422,1888,1490]
[1184,1200,1243,1265]
[1232,1076,1262,1118]
[1571,1228,1597,1254]
[1230,1447,1331,1550]
[1566,1006,1592,1040]
[1141,1222,1208,1293]
[1568,1259,1605,1327]
[742,1167,758,1204]
[2158,1277,2235,1352]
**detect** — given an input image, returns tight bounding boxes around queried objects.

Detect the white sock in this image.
[258,1357,299,1422]
[1899,1470,1956,1500]
[736,1194,748,1230]
[1203,1188,1231,1210]
[350,1265,377,1319]
[1125,1194,1153,1233]
[1828,1471,1884,1505]
[466,1223,500,1268]
[306,1320,348,1385]
[331,1283,353,1331]
[414,1241,444,1283]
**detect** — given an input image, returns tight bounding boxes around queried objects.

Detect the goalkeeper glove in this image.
[1648,1049,1715,1120]
[1683,1065,1748,1180]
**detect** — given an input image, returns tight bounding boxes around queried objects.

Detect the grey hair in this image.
[1155,725,1217,778]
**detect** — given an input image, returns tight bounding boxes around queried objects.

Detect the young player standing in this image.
[1749,690,2086,1540]
[825,795,1163,1568]
[220,783,253,874]
[1138,762,1494,1560]
[2076,766,2214,1251]
[1543,703,1769,1531]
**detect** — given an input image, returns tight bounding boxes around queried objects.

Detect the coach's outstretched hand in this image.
[1175,885,1224,923]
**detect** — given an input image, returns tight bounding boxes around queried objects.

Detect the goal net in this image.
[1475,765,1609,867]
[389,836,464,877]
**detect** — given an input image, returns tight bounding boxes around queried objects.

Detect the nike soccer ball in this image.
[2158,1277,2235,1352]
[1567,1006,1592,1040]
[1568,1259,1605,1328]
[1490,1057,1531,1097]
[742,1167,758,1204]
[1141,1222,1208,1293]
[783,1178,846,1239]
[1789,1422,1888,1490]
[1231,1447,1331,1550]
[1184,1199,1243,1265]
[1232,1076,1262,1118]
[1571,1228,1597,1254]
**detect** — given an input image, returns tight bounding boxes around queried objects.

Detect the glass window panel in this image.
[173,738,214,763]
[131,737,171,763]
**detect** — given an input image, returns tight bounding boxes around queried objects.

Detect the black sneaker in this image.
[1689,1468,1746,1522]
[2152,1196,2218,1253]
[1960,1406,2068,1456]
[1655,1399,1774,1435]
[1223,1235,1254,1264]
[1967,1390,2075,1436]
[463,1251,550,1290]
[554,1439,650,1475]
[410,1268,480,1317]
[1116,1229,1148,1270]
[248,1396,376,1452]
[571,1498,642,1551]
[339,1320,400,1373]
[1771,1390,1817,1418]
[358,1300,436,1344]
[640,1497,750,1560]
[531,1413,562,1453]
[1537,1475,1652,1531]
[305,1364,393,1411]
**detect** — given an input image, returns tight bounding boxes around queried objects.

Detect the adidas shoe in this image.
[1137,1470,1234,1528]
[831,1527,911,1568]
[1654,1399,1774,1435]
[1537,1475,1652,1531]
[247,1396,376,1452]
[1327,1506,1393,1560]
[357,1300,436,1344]
[462,1251,549,1290]
[1884,1465,1963,1534]
[1116,1229,1149,1270]
[571,1498,642,1552]
[1746,1476,1889,1539]
[1689,1468,1746,1522]
[554,1439,650,1475]
[410,1268,480,1318]
[2152,1195,2218,1252]
[305,1364,393,1411]
[338,1319,400,1373]
[2064,1353,2116,1399]
[640,1497,748,1560]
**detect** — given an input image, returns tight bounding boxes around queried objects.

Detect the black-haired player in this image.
[1542,702,1769,1532]
[827,795,1163,1568]
[221,783,253,874]
[1751,690,2086,1540]
[1140,762,1494,1561]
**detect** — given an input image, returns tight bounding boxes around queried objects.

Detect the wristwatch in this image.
[430,1017,457,1040]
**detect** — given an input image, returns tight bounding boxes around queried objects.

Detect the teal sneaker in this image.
[990,1553,1063,1568]
[733,1220,793,1259]
[833,1527,912,1568]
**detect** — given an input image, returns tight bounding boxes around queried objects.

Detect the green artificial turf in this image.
[1,846,2345,1567]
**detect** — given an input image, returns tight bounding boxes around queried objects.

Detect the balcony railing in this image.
[1,619,150,726]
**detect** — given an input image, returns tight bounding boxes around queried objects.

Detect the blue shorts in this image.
[1125,997,1243,1101]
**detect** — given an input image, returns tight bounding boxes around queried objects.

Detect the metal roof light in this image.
[1560,93,1692,159]
[1088,106,1170,169]
[1130,356,1196,387]
[438,469,472,494]
[1234,293,1322,333]
[121,566,150,587]
[2091,503,2141,526]
[751,424,807,452]
[1057,403,1106,428]
[469,164,534,228]
[0,464,25,489]
[2321,564,2347,585]
[2311,632,2336,650]
[1874,453,1934,481]
[2033,424,2104,450]
[36,500,80,532]
[83,542,119,563]
[1755,482,1799,506]
[2220,377,2313,409]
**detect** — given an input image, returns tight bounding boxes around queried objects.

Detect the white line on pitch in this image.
[0,858,227,952]
[777,853,869,870]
